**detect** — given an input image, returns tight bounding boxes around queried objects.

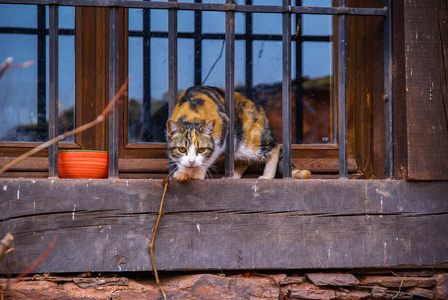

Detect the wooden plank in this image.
[404,0,448,180]
[1,179,447,273]
[77,7,109,151]
[392,0,408,180]
[117,158,357,174]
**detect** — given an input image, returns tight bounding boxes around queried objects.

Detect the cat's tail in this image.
[277,146,311,179]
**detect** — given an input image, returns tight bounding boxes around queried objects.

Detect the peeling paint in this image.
[252,181,260,198]
[72,205,77,220]
[376,189,391,197]
[380,196,383,217]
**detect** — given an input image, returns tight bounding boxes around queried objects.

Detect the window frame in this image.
[0,0,392,180]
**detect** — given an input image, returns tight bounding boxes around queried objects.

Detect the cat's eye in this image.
[178,147,187,153]
[197,147,206,154]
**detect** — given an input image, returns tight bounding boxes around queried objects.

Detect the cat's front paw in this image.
[258,175,273,180]
[173,170,189,183]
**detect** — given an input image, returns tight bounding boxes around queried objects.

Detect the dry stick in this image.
[0,233,14,263]
[0,77,130,175]
[252,272,291,300]
[13,237,58,282]
[148,173,173,300]
[0,57,13,79]
[0,57,34,79]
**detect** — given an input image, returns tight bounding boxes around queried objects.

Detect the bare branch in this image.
[0,76,130,175]
[0,232,14,263]
[13,237,58,282]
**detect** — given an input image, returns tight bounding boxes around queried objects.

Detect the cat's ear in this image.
[167,120,183,137]
[200,120,215,136]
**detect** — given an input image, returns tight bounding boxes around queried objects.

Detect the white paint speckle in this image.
[16,189,20,201]
[383,242,387,262]
[380,196,383,217]
[72,205,77,220]
[196,223,201,234]
[2,185,7,191]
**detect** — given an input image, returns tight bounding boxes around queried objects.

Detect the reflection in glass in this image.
[0,5,75,143]
[127,3,334,145]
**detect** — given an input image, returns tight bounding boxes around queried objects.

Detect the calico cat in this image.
[166,86,311,182]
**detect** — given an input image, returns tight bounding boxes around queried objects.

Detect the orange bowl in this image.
[58,150,108,179]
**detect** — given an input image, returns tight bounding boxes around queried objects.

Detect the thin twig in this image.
[294,16,302,38]
[13,237,57,282]
[0,233,14,263]
[252,272,291,300]
[148,172,174,300]
[0,77,130,175]
[0,57,34,79]
[391,271,406,300]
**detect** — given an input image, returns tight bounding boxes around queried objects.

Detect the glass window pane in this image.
[0,4,37,28]
[57,34,76,142]
[297,41,333,144]
[201,39,225,87]
[0,5,75,143]
[252,40,283,142]
[235,12,245,35]
[151,9,167,32]
[202,11,224,34]
[126,5,335,146]
[128,37,144,143]
[303,41,332,78]
[302,14,332,36]
[0,35,39,142]
[129,9,143,31]
[178,38,195,92]
[178,10,194,33]
[252,13,281,35]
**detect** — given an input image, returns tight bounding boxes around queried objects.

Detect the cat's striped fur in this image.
[166,86,311,182]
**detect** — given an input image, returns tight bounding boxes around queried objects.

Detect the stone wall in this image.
[1,270,447,299]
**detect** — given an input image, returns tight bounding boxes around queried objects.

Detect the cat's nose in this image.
[188,159,195,166]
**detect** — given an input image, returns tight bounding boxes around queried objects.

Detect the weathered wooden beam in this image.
[0,179,447,273]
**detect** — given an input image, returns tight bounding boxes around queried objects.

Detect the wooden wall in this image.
[1,179,447,274]
[394,0,448,180]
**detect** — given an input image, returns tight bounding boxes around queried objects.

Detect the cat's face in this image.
[166,120,215,168]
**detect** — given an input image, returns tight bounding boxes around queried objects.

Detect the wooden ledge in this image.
[1,178,447,273]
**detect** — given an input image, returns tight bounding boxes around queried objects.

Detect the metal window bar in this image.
[383,0,393,179]
[168,0,178,117]
[142,2,152,142]
[282,0,292,178]
[48,5,59,178]
[37,5,46,142]
[0,0,391,180]
[338,0,348,179]
[294,0,304,145]
[1,1,387,15]
[109,7,120,178]
[224,0,235,178]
